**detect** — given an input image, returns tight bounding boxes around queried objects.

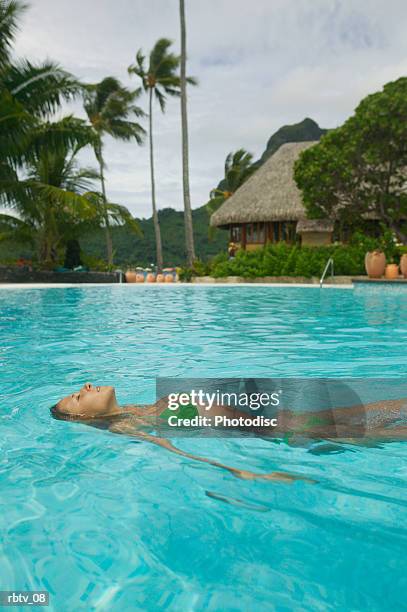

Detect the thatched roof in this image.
[210,141,319,227]
[296,219,334,233]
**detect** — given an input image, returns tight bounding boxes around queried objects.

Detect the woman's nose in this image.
[84,382,93,391]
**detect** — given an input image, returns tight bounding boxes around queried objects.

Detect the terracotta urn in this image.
[164,274,174,283]
[135,273,145,283]
[400,254,407,279]
[385,263,399,280]
[146,273,156,283]
[125,271,138,283]
[156,274,165,283]
[365,251,386,278]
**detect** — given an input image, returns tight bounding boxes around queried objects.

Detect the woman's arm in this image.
[109,419,314,484]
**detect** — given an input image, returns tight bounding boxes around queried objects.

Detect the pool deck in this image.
[0,281,352,289]
[352,277,407,284]
[191,275,353,285]
[0,276,406,290]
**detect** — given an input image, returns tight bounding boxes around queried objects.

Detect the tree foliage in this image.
[84,77,145,144]
[0,0,27,68]
[128,38,197,112]
[0,117,99,262]
[204,232,403,279]
[294,78,407,243]
[206,149,255,217]
[83,76,145,264]
[0,1,142,267]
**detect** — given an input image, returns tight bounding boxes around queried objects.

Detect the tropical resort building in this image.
[210,142,334,249]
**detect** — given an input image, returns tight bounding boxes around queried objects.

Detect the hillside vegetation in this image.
[0,118,326,268]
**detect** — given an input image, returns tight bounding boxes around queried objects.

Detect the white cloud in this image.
[14,0,407,217]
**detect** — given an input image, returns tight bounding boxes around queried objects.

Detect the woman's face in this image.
[52,383,120,418]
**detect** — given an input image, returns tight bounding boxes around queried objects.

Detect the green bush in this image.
[178,258,213,282]
[203,236,405,279]
[80,254,111,272]
[178,267,194,282]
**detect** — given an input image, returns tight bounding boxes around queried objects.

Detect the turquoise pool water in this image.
[0,285,406,611]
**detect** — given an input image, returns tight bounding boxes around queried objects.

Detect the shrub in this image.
[80,254,111,271]
[178,267,194,282]
[203,239,406,279]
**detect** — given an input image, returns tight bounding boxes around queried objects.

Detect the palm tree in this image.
[0,116,98,264]
[0,1,81,205]
[206,149,255,239]
[0,2,141,266]
[0,115,141,265]
[0,62,80,208]
[179,0,196,267]
[128,38,197,272]
[84,77,145,266]
[206,149,255,215]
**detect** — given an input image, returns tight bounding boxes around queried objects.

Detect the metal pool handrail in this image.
[115,269,124,283]
[320,258,334,287]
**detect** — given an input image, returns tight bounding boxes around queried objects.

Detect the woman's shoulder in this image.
[122,404,160,417]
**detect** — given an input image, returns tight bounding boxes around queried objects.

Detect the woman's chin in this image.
[100,385,116,400]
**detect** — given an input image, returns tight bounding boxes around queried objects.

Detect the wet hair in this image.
[49,404,78,422]
[50,403,128,430]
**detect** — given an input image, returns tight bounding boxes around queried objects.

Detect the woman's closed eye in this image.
[72,393,80,402]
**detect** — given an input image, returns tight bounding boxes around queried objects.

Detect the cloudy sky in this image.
[15,0,407,218]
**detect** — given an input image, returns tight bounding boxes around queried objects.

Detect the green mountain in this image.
[217,118,326,188]
[256,117,327,165]
[81,205,228,268]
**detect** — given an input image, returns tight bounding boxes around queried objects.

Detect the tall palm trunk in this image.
[148,87,163,273]
[96,141,113,266]
[179,0,195,267]
[42,205,58,267]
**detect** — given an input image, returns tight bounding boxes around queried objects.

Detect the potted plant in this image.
[364,250,386,278]
[400,253,407,279]
[125,270,138,283]
[385,258,400,280]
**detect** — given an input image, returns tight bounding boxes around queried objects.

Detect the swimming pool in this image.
[0,285,406,611]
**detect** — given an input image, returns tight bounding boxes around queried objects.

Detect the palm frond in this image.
[0,0,27,68]
[30,182,98,219]
[163,87,181,98]
[128,97,145,118]
[107,118,145,143]
[149,38,174,72]
[206,148,255,217]
[206,195,227,216]
[186,76,198,86]
[0,90,34,166]
[5,59,81,116]
[84,77,146,145]
[0,212,36,244]
[106,202,142,234]
[27,116,96,161]
[154,88,166,113]
[127,50,146,85]
[94,77,122,111]
[84,191,142,234]
[63,166,100,193]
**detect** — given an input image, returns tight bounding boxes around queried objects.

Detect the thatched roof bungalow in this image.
[210,141,334,248]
